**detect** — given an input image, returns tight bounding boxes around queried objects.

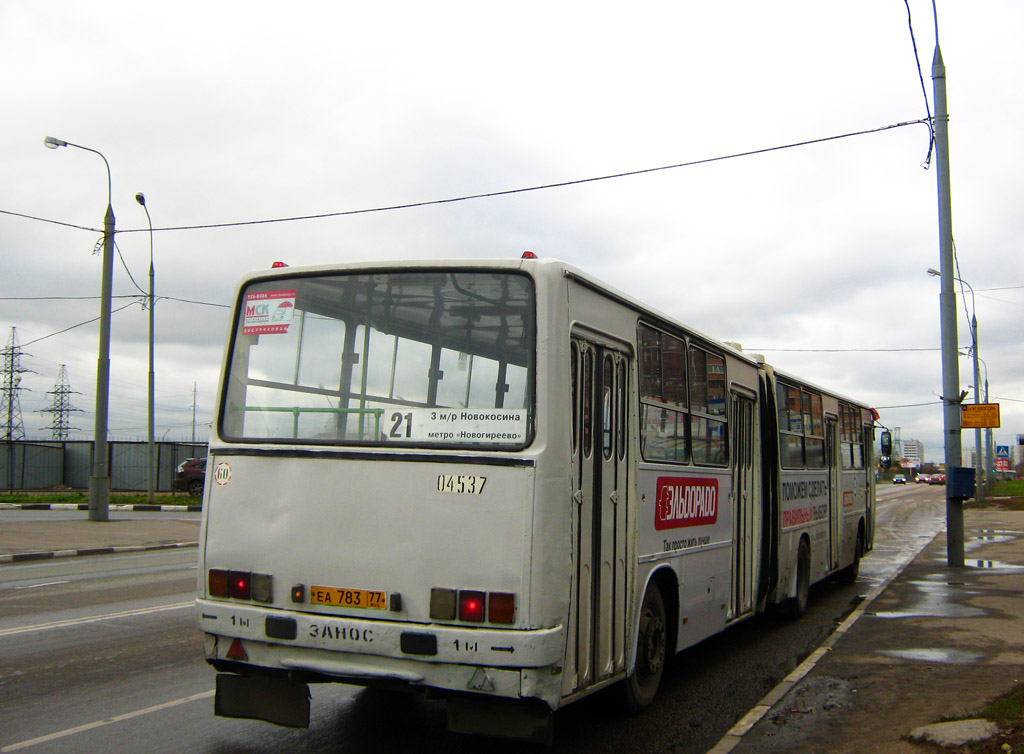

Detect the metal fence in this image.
[1,441,208,493]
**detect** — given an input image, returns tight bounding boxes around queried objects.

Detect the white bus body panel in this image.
[197,452,572,704]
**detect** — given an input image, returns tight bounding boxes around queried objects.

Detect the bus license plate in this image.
[310,586,387,610]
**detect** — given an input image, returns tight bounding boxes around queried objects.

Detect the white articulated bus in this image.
[197,256,878,741]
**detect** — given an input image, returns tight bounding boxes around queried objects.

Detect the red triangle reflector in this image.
[226,638,248,661]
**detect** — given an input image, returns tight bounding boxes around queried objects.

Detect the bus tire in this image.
[837,529,863,584]
[786,539,811,619]
[622,583,667,713]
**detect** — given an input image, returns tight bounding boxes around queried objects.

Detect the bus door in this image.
[729,390,757,620]
[826,416,841,570]
[863,423,876,550]
[568,333,630,694]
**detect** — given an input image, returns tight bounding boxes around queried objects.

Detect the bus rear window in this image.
[220,271,534,448]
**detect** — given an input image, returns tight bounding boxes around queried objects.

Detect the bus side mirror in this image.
[880,430,892,457]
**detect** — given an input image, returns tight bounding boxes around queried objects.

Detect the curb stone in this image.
[0,540,199,564]
[0,503,201,512]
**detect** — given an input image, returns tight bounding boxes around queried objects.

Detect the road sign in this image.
[961,403,1000,429]
[996,446,1011,472]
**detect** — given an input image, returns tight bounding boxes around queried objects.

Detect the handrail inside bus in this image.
[228,404,385,440]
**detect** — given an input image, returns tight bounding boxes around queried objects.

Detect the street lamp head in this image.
[43,136,67,149]
[135,192,146,207]
[926,268,940,277]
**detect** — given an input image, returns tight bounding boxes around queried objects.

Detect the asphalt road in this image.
[0,485,943,753]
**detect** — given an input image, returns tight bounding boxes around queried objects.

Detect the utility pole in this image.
[932,38,964,567]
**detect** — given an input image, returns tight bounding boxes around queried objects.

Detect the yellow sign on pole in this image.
[961,403,1001,429]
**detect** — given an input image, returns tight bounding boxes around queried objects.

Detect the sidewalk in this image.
[715,506,1024,753]
[0,516,200,563]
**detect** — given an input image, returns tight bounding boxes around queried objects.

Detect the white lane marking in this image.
[0,601,193,638]
[13,581,71,590]
[0,689,215,752]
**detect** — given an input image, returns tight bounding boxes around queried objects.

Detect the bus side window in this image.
[571,343,579,454]
[617,358,627,461]
[583,347,594,458]
[602,355,614,460]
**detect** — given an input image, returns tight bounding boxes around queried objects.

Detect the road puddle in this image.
[878,648,981,664]
[869,579,986,619]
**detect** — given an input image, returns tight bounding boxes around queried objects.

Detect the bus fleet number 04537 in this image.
[437,474,487,495]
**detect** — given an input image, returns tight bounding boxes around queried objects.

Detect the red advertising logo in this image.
[655,477,719,530]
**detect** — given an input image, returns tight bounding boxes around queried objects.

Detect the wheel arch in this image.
[633,566,679,662]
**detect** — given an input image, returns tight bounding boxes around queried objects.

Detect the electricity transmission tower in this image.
[1,327,32,442]
[39,364,83,440]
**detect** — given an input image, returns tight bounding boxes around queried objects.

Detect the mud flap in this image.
[215,673,311,728]
[447,694,553,745]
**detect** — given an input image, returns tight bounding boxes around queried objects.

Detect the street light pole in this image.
[970,315,984,502]
[136,193,156,506]
[44,136,113,522]
[931,37,964,567]
[928,268,983,503]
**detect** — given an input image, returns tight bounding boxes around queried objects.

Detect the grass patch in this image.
[966,481,1024,511]
[992,480,1024,497]
[1,491,196,506]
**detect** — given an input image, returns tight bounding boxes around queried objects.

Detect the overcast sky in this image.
[2,1,1022,463]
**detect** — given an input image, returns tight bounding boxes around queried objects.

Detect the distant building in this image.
[902,438,924,468]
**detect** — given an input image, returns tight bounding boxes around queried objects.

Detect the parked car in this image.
[892,474,907,484]
[916,474,931,484]
[174,458,207,497]
[929,473,946,485]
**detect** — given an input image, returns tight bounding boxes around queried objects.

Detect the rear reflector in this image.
[488,592,516,624]
[226,638,248,661]
[458,590,486,622]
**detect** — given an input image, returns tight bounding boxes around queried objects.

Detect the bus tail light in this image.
[459,590,486,622]
[488,592,516,624]
[209,569,230,597]
[251,573,273,603]
[430,588,457,620]
[208,569,273,602]
[229,571,252,600]
[431,588,516,623]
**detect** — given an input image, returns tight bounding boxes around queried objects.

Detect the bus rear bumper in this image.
[198,599,565,705]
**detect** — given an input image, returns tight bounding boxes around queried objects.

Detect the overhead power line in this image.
[1,119,931,236]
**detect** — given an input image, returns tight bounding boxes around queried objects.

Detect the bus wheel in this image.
[837,529,863,584]
[622,583,666,713]
[786,540,811,619]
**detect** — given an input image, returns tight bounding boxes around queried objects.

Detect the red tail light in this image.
[229,571,252,600]
[458,590,486,622]
[488,592,516,624]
